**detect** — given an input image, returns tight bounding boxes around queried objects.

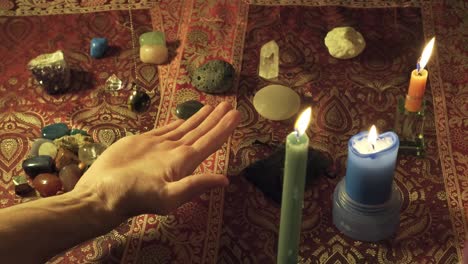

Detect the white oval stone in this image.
[30,138,54,157]
[38,141,58,159]
[253,85,301,121]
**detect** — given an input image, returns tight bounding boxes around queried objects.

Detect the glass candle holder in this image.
[394,97,426,156]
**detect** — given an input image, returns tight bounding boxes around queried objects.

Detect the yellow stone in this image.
[253,85,301,121]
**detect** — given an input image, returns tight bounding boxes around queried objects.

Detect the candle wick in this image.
[372,144,375,150]
[416,61,421,73]
[295,129,300,139]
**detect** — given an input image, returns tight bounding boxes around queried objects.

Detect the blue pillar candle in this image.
[345,126,399,205]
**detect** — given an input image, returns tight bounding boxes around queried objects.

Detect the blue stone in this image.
[42,123,69,140]
[70,129,89,136]
[176,100,204,120]
[22,155,55,178]
[90,38,108,58]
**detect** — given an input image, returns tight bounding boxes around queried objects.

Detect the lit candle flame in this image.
[418,37,435,72]
[295,107,312,137]
[368,125,378,150]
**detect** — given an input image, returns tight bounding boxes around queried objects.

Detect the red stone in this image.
[33,173,63,197]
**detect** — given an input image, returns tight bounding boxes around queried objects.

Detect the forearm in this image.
[0,189,124,263]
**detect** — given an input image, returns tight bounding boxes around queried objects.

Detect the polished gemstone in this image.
[38,141,58,159]
[27,50,71,95]
[176,100,204,120]
[55,148,79,171]
[191,60,235,94]
[59,164,82,192]
[253,85,301,121]
[22,155,55,178]
[78,161,88,172]
[90,37,108,58]
[13,175,34,196]
[140,45,169,64]
[259,40,279,79]
[54,134,94,154]
[70,129,89,136]
[33,173,62,197]
[104,74,123,91]
[42,123,69,140]
[30,138,54,157]
[128,90,151,113]
[324,27,366,59]
[139,31,166,46]
[78,143,107,165]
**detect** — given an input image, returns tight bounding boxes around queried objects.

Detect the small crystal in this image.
[259,40,279,79]
[78,143,107,165]
[105,74,123,91]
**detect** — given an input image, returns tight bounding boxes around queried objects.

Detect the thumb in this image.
[167,174,229,207]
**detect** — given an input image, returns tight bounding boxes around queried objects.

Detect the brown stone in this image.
[33,173,62,197]
[59,164,82,192]
[55,148,79,171]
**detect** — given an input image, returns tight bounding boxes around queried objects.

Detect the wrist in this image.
[68,187,125,227]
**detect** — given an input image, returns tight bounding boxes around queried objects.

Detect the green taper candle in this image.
[277,107,311,263]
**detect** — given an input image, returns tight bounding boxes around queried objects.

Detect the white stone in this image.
[253,85,301,121]
[324,27,366,59]
[38,142,58,159]
[259,40,279,79]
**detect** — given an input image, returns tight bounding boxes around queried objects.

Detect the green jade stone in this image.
[70,129,89,136]
[176,100,204,120]
[42,123,69,140]
[139,31,166,46]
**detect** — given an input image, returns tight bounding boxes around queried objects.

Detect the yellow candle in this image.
[405,69,428,112]
[404,37,435,112]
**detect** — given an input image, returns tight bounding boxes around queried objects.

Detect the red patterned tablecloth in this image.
[0,0,466,263]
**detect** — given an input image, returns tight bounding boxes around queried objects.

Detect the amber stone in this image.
[55,148,79,171]
[78,162,88,172]
[33,173,62,197]
[59,164,82,192]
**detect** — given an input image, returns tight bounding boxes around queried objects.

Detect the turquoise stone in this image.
[176,100,204,120]
[191,60,235,94]
[70,129,89,136]
[22,155,55,178]
[128,90,151,113]
[42,123,69,140]
[139,31,166,46]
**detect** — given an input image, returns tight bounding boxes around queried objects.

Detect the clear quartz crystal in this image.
[105,74,123,91]
[259,40,279,79]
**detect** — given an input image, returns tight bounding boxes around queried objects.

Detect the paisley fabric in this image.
[0,0,466,263]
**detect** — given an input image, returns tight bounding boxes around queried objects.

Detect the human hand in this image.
[73,102,241,219]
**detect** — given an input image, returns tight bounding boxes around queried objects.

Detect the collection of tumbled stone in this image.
[17,123,106,197]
